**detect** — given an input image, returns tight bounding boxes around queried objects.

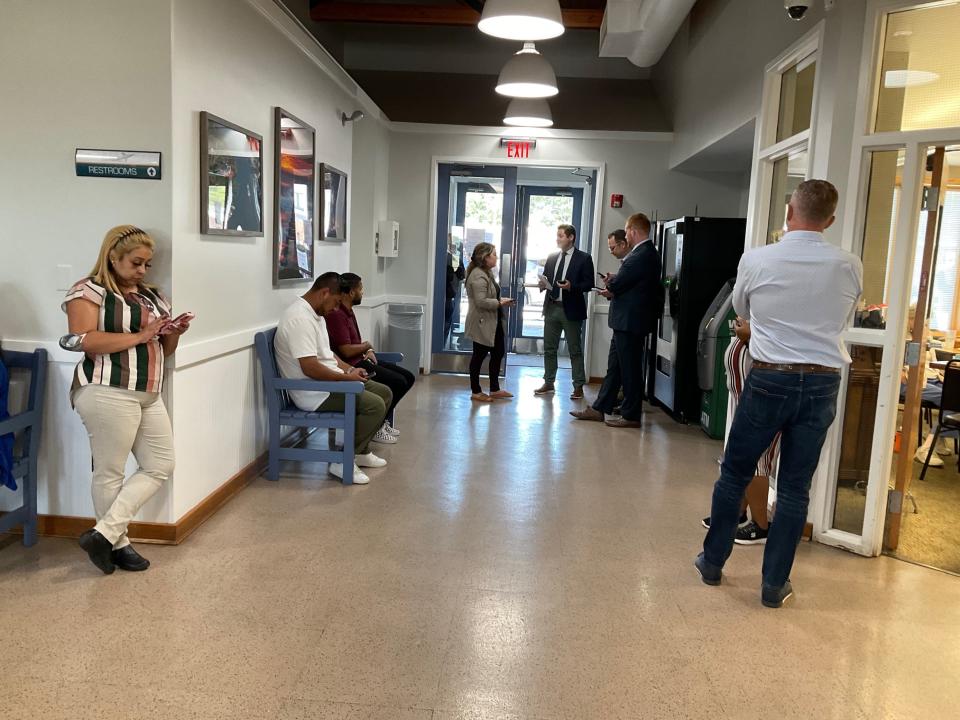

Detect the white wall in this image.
[654,0,831,169]
[385,128,747,376]
[0,0,387,522]
[167,0,367,519]
[0,0,174,519]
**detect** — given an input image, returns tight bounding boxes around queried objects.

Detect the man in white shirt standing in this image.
[274,272,392,485]
[696,180,863,608]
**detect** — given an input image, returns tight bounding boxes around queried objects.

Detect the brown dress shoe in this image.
[605,417,642,428]
[534,383,555,396]
[569,385,584,400]
[570,406,604,421]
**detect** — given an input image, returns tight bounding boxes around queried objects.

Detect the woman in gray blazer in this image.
[464,242,514,402]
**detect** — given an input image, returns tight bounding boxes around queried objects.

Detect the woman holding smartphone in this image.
[63,225,190,574]
[464,242,514,402]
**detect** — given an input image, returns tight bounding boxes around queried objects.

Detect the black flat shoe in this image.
[78,529,115,575]
[111,545,150,572]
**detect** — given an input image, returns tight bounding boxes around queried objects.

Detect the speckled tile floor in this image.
[2,367,960,719]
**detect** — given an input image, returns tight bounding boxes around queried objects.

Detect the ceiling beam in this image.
[309,3,604,30]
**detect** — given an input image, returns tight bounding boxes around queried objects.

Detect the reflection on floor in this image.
[3,366,960,718]
[508,352,571,369]
[890,447,960,574]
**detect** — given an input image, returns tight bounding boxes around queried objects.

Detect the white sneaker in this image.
[915,448,944,467]
[936,441,954,457]
[384,421,400,438]
[356,452,387,468]
[329,462,370,484]
[372,426,398,445]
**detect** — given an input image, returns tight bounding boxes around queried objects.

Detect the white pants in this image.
[73,385,175,548]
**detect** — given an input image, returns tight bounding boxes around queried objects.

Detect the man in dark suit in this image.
[534,224,596,399]
[572,214,661,428]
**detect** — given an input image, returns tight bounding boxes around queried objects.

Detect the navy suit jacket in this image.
[606,240,662,335]
[541,247,595,322]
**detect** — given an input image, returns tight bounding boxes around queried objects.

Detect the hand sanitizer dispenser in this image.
[377,221,399,257]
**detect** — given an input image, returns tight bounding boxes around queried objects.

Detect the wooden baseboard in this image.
[1,450,268,546]
[588,376,604,385]
[802,522,813,540]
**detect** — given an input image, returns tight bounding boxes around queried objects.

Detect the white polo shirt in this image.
[733,231,863,368]
[274,298,343,410]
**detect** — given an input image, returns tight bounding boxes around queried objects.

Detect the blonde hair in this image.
[626,213,651,235]
[466,242,497,279]
[89,225,156,294]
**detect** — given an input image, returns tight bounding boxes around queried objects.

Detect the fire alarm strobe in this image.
[610,194,623,208]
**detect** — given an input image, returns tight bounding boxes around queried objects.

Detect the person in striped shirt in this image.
[700,317,780,546]
[63,225,190,574]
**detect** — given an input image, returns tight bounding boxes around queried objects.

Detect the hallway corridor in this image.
[3,368,959,719]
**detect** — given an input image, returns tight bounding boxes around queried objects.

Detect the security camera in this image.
[784,0,810,20]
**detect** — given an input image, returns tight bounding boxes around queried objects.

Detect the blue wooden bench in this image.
[0,347,47,546]
[254,328,402,486]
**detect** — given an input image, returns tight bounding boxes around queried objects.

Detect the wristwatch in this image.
[59,333,87,351]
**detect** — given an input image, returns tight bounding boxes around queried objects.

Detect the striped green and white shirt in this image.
[63,279,172,395]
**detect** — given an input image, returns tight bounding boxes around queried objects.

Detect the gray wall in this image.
[385,131,747,299]
[654,0,830,168]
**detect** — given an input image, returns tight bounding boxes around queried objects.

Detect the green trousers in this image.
[543,300,585,386]
[319,380,392,455]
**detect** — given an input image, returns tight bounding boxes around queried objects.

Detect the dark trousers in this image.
[469,322,505,394]
[443,297,455,345]
[703,369,841,588]
[593,330,646,421]
[357,359,415,418]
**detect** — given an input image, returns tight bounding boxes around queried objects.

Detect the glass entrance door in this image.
[431,164,517,374]
[512,186,584,353]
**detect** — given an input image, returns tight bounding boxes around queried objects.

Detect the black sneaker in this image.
[734,521,769,545]
[761,580,794,609]
[701,511,748,530]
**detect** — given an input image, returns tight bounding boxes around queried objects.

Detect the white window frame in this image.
[744,25,825,251]
[814,0,960,557]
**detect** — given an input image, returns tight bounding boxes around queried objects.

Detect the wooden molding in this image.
[2,451,268,546]
[309,3,603,29]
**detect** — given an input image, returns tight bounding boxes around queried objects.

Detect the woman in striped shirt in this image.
[701,317,780,545]
[64,225,190,574]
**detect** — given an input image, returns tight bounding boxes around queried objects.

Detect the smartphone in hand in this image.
[159,311,195,335]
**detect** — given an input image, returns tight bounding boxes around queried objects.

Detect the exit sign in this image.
[500,137,536,158]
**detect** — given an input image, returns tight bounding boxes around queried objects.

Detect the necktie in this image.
[552,252,567,300]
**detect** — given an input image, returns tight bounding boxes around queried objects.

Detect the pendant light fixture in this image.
[479,0,564,41]
[496,42,558,98]
[503,97,553,127]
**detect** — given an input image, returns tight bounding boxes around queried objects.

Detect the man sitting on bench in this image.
[326,272,415,445]
[274,272,392,485]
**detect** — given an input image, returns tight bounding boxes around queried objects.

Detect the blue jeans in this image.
[703,368,841,588]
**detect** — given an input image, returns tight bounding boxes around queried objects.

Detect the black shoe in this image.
[111,545,150,572]
[734,521,769,545]
[78,529,115,575]
[761,580,794,608]
[701,511,748,530]
[694,552,722,586]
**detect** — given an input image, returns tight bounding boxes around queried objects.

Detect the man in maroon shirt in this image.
[326,273,416,445]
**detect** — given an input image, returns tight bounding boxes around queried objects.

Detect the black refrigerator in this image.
[652,217,746,423]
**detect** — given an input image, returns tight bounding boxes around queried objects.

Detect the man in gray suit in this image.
[571,214,662,428]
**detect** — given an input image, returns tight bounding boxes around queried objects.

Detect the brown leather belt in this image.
[752,361,840,374]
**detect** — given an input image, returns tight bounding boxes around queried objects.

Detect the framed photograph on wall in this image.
[273,107,316,286]
[200,112,263,236]
[319,163,348,243]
